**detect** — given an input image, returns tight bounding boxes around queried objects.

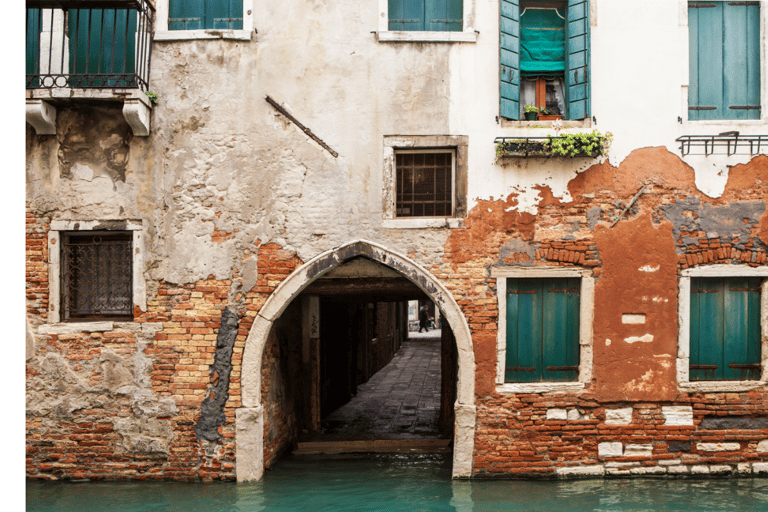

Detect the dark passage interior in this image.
[261,257,458,467]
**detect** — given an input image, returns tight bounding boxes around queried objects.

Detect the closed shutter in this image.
[690,277,761,381]
[688,2,760,121]
[500,0,520,120]
[169,0,204,30]
[389,0,426,31]
[26,8,42,85]
[209,0,243,29]
[505,278,580,383]
[566,0,589,120]
[426,0,463,32]
[68,9,136,87]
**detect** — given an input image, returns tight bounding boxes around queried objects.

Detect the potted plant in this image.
[523,105,539,121]
[537,108,563,121]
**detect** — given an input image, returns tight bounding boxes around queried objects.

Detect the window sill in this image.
[154,29,252,41]
[38,321,116,334]
[679,381,766,393]
[383,218,464,229]
[496,382,585,394]
[500,119,592,129]
[376,31,477,43]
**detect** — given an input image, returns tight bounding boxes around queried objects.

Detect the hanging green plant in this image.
[495,130,613,158]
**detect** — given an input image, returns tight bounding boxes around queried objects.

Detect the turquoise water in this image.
[27,454,768,511]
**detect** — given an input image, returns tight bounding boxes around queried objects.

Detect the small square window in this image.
[61,232,133,321]
[395,150,455,218]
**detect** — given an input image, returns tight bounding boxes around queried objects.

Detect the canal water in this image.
[27,453,768,511]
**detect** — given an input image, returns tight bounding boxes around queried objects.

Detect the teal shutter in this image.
[565,0,589,120]
[26,8,42,85]
[506,278,580,383]
[209,0,243,29]
[389,0,425,31]
[690,277,761,381]
[500,0,520,120]
[426,0,462,32]
[69,9,136,87]
[689,2,760,121]
[169,0,204,30]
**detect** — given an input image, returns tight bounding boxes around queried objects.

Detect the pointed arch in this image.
[235,240,476,481]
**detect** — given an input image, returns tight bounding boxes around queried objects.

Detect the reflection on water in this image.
[27,453,768,511]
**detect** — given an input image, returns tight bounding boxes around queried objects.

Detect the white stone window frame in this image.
[679,0,768,126]
[48,220,146,325]
[382,135,468,229]
[376,0,478,43]
[678,264,768,393]
[154,0,255,41]
[491,266,594,394]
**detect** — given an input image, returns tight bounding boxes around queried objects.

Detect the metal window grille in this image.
[395,150,455,218]
[26,0,154,90]
[62,232,133,321]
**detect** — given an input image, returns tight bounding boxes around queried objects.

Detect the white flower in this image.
[552,119,563,134]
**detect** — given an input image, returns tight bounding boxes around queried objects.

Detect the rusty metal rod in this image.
[265,95,338,158]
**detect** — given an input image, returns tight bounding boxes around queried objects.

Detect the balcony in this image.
[25,0,155,136]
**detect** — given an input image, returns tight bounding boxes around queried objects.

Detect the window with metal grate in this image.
[395,150,455,218]
[61,232,133,321]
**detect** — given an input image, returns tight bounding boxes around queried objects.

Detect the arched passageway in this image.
[235,240,476,481]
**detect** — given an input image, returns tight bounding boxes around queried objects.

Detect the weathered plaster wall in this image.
[25,0,768,482]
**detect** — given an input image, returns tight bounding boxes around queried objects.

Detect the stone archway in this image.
[235,240,476,481]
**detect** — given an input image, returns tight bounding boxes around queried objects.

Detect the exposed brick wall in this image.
[26,204,49,326]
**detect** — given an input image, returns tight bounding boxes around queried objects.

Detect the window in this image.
[504,278,580,382]
[169,0,242,30]
[48,220,146,324]
[395,150,454,218]
[382,135,467,228]
[61,232,133,321]
[689,277,761,381]
[688,1,760,121]
[678,266,768,392]
[388,0,462,31]
[500,0,590,120]
[492,267,593,393]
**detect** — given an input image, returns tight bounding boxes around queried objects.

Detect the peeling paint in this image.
[624,334,654,344]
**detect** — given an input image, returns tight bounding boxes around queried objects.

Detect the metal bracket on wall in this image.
[265,95,338,158]
[610,183,647,228]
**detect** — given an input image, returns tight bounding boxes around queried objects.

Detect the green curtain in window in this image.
[520,8,565,73]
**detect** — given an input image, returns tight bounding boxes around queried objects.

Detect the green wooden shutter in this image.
[565,0,589,120]
[500,0,520,120]
[169,0,205,30]
[542,278,580,382]
[69,9,136,87]
[426,0,462,32]
[690,277,760,381]
[389,0,426,31]
[26,8,42,86]
[506,278,580,383]
[689,2,760,121]
[209,0,243,29]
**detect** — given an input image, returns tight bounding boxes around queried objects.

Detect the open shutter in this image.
[542,278,580,382]
[500,0,520,120]
[69,8,136,87]
[426,0,462,32]
[169,0,204,30]
[565,0,589,120]
[389,0,426,31]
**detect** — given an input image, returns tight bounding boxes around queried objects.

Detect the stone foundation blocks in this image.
[556,465,605,478]
[662,406,693,426]
[605,407,632,425]
[598,442,623,457]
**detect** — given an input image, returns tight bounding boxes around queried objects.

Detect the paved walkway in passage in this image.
[317,330,444,441]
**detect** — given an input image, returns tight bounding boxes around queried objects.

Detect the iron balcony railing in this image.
[676,132,768,156]
[26,0,154,91]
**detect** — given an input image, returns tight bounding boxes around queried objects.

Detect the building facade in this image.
[26,0,768,481]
